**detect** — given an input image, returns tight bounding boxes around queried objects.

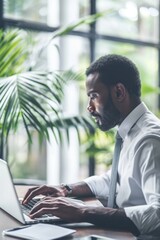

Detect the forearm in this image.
[83,207,140,236]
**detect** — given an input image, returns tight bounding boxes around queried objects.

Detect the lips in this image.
[91,112,99,118]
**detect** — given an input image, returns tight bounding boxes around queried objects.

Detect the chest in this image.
[118,135,141,184]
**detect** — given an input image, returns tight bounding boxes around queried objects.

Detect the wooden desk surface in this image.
[0,185,136,240]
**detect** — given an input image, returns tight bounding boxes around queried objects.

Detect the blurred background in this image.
[0,0,160,185]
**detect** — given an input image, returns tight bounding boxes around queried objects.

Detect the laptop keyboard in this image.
[21,198,40,215]
[21,198,52,218]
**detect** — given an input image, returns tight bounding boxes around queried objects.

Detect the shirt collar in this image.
[118,102,148,140]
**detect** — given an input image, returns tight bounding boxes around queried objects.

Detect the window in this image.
[97,0,159,42]
[1,0,160,183]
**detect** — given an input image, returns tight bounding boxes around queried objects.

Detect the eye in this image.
[90,93,99,100]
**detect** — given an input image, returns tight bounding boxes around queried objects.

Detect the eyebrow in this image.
[87,90,96,96]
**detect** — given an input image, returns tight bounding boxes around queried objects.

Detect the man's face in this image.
[86,72,121,131]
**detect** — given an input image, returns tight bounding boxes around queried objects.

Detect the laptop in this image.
[0,158,63,224]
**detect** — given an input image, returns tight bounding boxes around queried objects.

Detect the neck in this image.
[130,96,141,111]
[120,96,141,122]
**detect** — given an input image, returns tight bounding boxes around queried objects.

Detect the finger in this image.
[30,197,66,215]
[23,185,47,204]
[43,196,63,202]
[30,207,58,219]
[22,187,38,204]
[30,200,55,214]
[43,196,56,201]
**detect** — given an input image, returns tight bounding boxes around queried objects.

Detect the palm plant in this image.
[0,12,107,159]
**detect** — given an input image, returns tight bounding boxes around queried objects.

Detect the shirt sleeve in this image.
[124,136,160,235]
[83,169,111,199]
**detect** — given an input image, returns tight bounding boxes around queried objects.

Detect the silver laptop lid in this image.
[0,159,25,224]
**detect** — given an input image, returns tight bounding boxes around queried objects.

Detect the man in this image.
[23,54,160,236]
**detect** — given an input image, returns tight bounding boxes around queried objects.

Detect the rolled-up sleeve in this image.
[125,203,160,235]
[83,169,111,199]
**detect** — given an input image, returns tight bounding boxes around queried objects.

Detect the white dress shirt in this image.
[84,102,160,235]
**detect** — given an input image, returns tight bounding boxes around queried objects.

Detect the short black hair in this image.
[86,54,141,97]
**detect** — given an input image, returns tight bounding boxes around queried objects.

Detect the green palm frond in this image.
[0,71,64,142]
[50,11,108,39]
[0,71,95,148]
[38,11,110,57]
[61,70,85,82]
[0,29,27,77]
[53,116,95,143]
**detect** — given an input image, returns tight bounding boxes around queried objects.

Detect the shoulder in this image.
[134,110,160,142]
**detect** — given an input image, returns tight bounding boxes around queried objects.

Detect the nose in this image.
[87,101,95,113]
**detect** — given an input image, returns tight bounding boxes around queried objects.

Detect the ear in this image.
[111,83,126,102]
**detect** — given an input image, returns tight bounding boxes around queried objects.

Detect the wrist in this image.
[61,183,72,197]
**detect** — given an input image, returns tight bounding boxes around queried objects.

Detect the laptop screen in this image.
[0,159,25,223]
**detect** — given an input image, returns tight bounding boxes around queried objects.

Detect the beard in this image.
[91,95,121,131]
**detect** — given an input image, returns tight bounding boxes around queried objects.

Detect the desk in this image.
[0,185,135,240]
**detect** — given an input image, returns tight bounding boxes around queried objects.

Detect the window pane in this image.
[4,0,90,30]
[58,35,90,71]
[8,129,46,182]
[17,30,60,71]
[97,0,159,42]
[24,33,90,71]
[4,0,57,25]
[59,0,90,31]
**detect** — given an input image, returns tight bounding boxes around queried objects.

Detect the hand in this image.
[29,197,87,222]
[22,185,64,204]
